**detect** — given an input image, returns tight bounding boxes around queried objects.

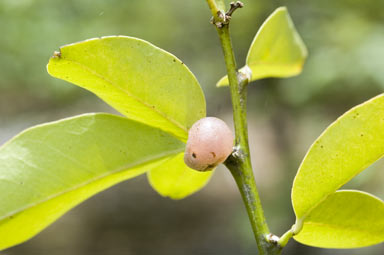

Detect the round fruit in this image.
[184,117,234,171]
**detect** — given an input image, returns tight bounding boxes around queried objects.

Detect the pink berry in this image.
[184,117,234,171]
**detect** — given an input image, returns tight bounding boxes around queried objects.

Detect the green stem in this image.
[278,228,294,247]
[205,0,220,18]
[205,1,282,254]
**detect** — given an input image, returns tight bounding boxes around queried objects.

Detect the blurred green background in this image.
[1,0,383,254]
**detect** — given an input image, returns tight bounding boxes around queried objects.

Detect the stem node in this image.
[209,1,244,28]
[267,233,280,245]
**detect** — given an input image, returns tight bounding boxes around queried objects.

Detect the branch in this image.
[226,1,244,17]
[205,1,282,254]
[205,0,220,20]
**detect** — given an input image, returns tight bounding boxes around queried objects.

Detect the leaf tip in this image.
[276,6,288,13]
[52,50,62,58]
[46,49,62,75]
[216,75,229,87]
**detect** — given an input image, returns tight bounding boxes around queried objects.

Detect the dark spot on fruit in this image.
[320,145,324,148]
[207,164,216,169]
[211,152,216,158]
[360,133,364,137]
[192,153,196,158]
[173,59,176,62]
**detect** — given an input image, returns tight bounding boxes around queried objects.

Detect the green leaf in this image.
[217,7,307,87]
[47,36,206,142]
[294,190,384,248]
[47,36,212,200]
[292,94,384,221]
[0,113,185,250]
[147,153,213,199]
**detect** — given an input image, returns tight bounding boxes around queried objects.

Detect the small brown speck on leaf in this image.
[53,51,61,58]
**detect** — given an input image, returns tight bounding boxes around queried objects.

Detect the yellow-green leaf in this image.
[147,153,213,199]
[294,190,384,248]
[47,36,206,142]
[217,7,307,87]
[0,113,184,250]
[292,94,384,220]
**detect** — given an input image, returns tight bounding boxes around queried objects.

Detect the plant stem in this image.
[205,1,282,254]
[278,228,294,247]
[205,0,220,18]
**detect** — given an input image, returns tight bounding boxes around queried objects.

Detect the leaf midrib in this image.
[247,60,305,70]
[59,55,188,136]
[303,221,383,237]
[0,147,184,222]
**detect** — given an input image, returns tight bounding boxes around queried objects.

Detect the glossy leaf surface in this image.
[147,153,213,199]
[294,190,384,248]
[0,113,184,250]
[292,94,384,220]
[47,36,206,141]
[217,7,307,86]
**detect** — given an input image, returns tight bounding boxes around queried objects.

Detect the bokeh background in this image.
[1,0,384,254]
